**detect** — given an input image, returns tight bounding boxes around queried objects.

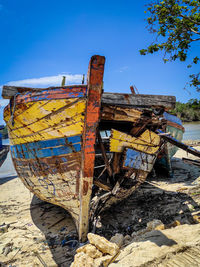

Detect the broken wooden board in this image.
[182,158,200,167]
[101,105,142,122]
[110,129,160,154]
[123,148,157,172]
[102,93,176,109]
[157,129,200,158]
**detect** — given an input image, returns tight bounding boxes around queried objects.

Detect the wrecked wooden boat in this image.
[2,55,182,241]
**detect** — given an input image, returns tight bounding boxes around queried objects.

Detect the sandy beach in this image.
[0,144,200,266]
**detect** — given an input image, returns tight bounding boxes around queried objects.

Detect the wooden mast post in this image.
[78,55,105,241]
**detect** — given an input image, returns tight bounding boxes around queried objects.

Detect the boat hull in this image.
[4,55,105,241]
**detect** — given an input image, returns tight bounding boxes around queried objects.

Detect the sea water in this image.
[183,122,200,141]
[0,139,17,179]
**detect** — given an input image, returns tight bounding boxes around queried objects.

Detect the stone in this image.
[123,235,132,246]
[0,224,9,234]
[76,244,102,258]
[70,252,94,267]
[88,233,119,256]
[94,255,113,267]
[110,233,124,247]
[167,220,181,228]
[155,224,165,230]
[193,215,200,223]
[146,220,164,231]
[131,232,137,238]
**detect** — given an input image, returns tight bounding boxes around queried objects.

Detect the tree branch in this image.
[191,37,200,41]
[190,28,200,35]
[179,14,200,26]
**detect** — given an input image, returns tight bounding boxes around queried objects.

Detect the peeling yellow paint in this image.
[5,99,86,145]
[110,129,160,154]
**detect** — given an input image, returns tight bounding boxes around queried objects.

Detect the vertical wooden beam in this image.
[97,131,113,177]
[79,55,105,241]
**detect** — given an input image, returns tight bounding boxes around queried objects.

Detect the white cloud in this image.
[118,66,129,73]
[6,73,83,88]
[0,99,9,108]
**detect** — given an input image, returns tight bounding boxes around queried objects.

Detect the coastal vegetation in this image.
[170,98,200,121]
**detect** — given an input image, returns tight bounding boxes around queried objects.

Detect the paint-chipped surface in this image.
[78,55,105,241]
[101,105,142,122]
[4,98,86,145]
[3,86,89,229]
[123,148,157,172]
[110,129,160,154]
[4,55,105,242]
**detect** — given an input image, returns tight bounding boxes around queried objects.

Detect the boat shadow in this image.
[30,195,77,267]
[0,175,18,185]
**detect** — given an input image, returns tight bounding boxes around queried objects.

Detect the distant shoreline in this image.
[182,120,200,123]
[183,120,200,124]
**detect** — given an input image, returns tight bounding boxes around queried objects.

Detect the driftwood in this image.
[2,85,176,109]
[182,158,200,167]
[157,130,200,158]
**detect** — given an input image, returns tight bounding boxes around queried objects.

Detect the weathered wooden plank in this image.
[182,158,200,167]
[110,129,160,154]
[101,105,142,122]
[12,153,81,176]
[10,135,81,159]
[123,148,157,172]
[5,99,86,145]
[2,86,176,109]
[102,93,176,109]
[2,85,87,99]
[157,129,200,158]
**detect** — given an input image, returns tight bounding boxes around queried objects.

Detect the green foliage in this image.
[0,125,8,139]
[140,0,200,91]
[171,98,200,121]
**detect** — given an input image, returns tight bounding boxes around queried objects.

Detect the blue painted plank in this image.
[11,135,82,159]
[21,135,81,151]
[123,148,156,172]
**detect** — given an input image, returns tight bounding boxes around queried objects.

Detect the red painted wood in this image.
[78,55,105,241]
[82,55,105,186]
[14,86,87,104]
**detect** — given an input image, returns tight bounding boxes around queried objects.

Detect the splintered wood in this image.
[101,106,142,122]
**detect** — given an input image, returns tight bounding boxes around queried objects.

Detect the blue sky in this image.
[0,0,199,124]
